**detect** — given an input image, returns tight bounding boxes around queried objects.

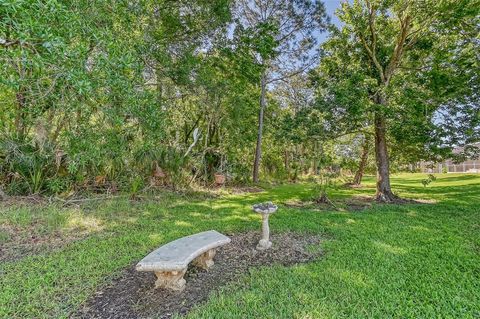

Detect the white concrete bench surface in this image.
[136,230,231,291]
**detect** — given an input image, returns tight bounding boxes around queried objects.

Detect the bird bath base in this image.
[253,202,278,251]
[256,238,272,250]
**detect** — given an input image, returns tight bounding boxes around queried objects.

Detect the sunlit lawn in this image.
[1,173,479,318]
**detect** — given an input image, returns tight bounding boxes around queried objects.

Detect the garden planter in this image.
[214,174,225,185]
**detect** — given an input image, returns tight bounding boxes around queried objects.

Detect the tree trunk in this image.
[252,73,266,183]
[374,108,397,202]
[353,138,370,185]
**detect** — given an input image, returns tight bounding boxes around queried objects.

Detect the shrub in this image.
[421,174,437,187]
[0,138,59,194]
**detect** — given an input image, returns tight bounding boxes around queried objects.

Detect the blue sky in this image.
[319,0,344,44]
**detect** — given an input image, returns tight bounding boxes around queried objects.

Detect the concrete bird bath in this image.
[253,202,278,250]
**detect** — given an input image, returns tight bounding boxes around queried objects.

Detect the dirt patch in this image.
[344,195,374,211]
[284,199,366,212]
[229,186,264,194]
[283,200,336,211]
[342,183,365,189]
[346,194,438,206]
[373,196,438,205]
[74,231,322,319]
[0,195,48,207]
[0,223,95,262]
[283,195,435,212]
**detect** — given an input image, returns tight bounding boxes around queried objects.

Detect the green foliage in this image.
[0,0,254,194]
[129,176,144,199]
[311,170,341,203]
[311,0,479,199]
[0,137,59,194]
[1,0,478,196]
[421,174,437,188]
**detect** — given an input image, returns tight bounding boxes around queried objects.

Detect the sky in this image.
[318,0,344,44]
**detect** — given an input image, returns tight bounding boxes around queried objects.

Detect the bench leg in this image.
[193,249,216,270]
[154,269,187,291]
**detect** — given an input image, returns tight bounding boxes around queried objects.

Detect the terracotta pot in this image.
[214,174,225,185]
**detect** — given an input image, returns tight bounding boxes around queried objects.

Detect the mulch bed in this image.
[73,231,322,319]
[283,195,435,212]
[284,199,371,212]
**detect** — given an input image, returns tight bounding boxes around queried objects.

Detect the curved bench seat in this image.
[136,230,231,291]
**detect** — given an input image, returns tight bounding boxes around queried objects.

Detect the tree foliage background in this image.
[0,0,478,196]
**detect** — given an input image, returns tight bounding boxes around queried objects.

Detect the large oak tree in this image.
[315,0,479,201]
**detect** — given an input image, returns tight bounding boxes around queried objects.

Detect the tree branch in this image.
[358,32,385,83]
[384,15,411,83]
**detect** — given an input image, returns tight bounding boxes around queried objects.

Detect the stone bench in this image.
[136,230,231,291]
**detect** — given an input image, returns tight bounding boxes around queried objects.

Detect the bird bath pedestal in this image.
[253,202,278,250]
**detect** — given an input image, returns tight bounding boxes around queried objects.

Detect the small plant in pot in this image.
[214,171,225,186]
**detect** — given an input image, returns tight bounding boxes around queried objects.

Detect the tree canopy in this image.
[0,0,478,198]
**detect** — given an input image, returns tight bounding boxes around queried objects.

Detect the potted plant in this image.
[214,172,225,185]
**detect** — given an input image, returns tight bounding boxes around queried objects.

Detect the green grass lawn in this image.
[1,173,479,318]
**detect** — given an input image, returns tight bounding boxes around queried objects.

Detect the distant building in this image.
[420,143,480,173]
